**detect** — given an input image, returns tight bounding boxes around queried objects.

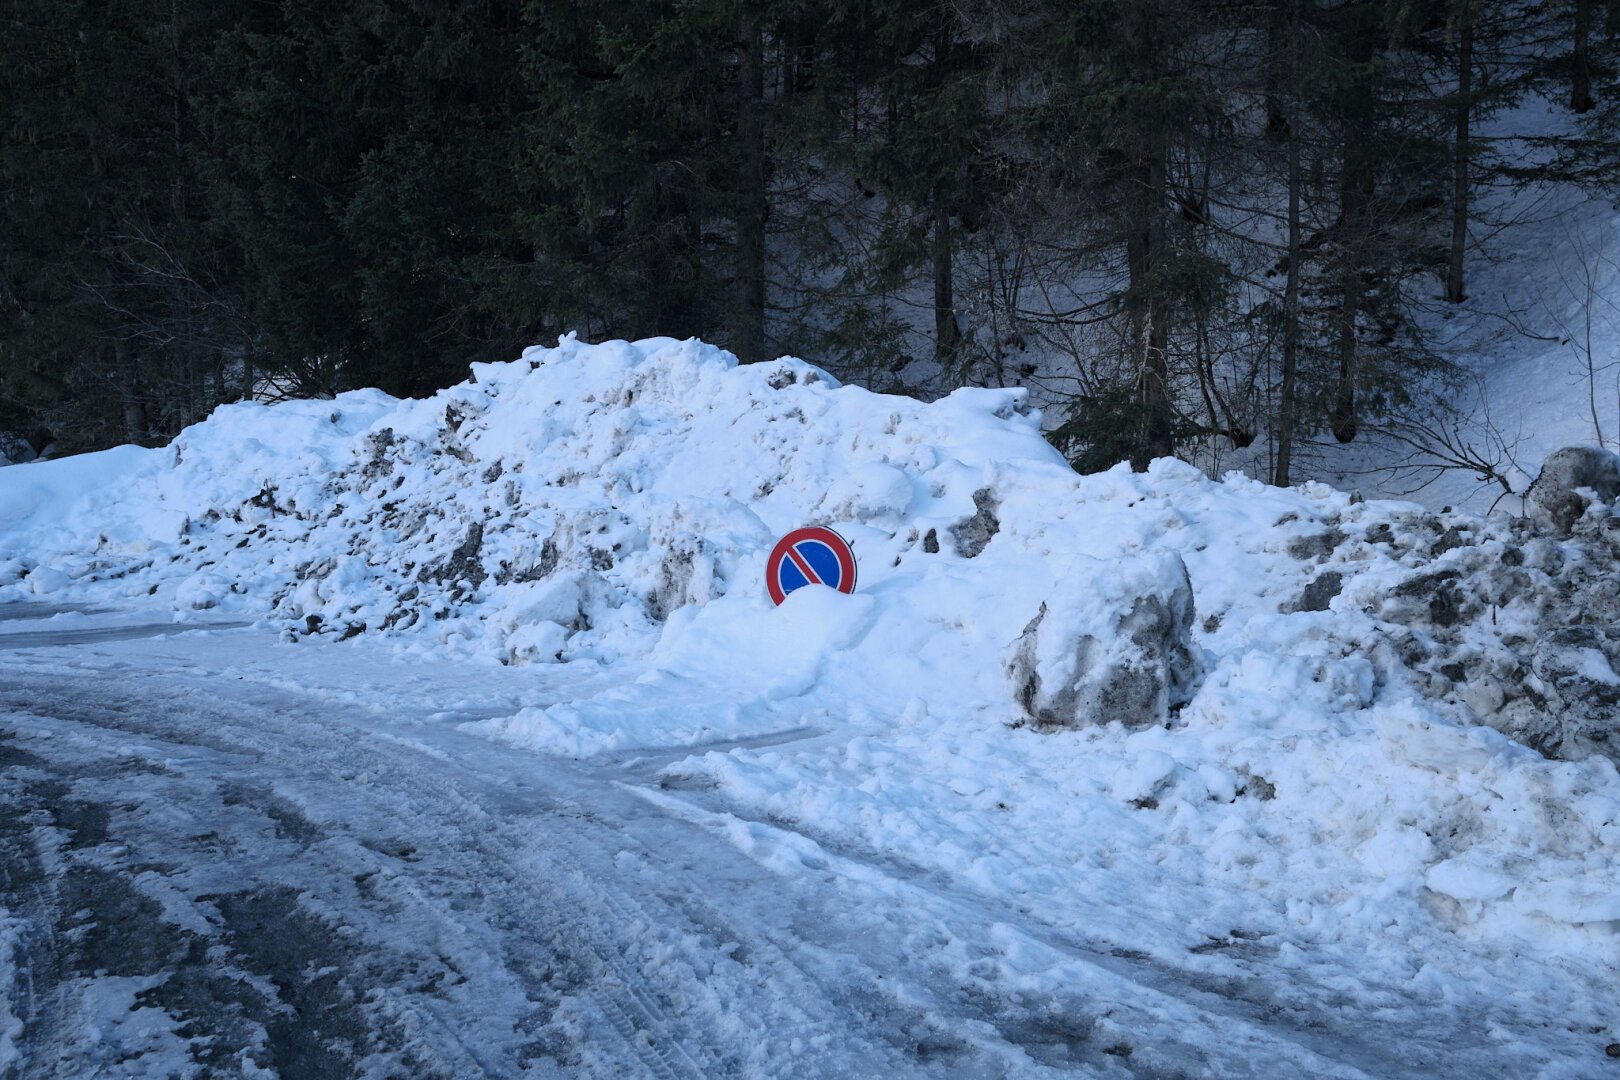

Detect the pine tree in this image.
[998,0,1241,469]
[768,0,997,387]
[1,0,245,450]
[518,0,776,355]
[210,0,538,398]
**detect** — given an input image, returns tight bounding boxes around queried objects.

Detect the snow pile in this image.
[5,336,1620,1035]
[3,335,1619,761]
[0,337,1090,668]
[1235,457,1620,762]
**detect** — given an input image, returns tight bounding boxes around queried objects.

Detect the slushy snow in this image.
[3,335,1619,1071]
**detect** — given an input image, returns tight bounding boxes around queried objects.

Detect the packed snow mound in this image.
[0,336,1091,659]
[0,339,1135,683]
[3,334,1620,761]
[1005,551,1200,729]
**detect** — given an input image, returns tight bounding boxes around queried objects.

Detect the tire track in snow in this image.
[0,653,961,1078]
[0,717,499,1077]
[4,629,1522,1079]
[626,781,1561,1080]
[0,685,681,1076]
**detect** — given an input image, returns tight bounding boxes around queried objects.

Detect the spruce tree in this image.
[1,0,244,450]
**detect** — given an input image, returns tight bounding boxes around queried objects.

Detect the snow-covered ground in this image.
[3,337,1620,1076]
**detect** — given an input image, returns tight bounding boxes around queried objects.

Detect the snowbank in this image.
[0,336,1087,667]
[4,336,1620,1030]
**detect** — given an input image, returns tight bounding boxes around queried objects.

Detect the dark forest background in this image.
[5,0,1620,481]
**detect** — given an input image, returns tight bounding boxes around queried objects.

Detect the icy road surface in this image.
[0,607,1600,1079]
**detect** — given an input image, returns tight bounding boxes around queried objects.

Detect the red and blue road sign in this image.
[766,526,858,606]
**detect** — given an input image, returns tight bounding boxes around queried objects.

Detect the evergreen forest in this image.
[4,0,1619,483]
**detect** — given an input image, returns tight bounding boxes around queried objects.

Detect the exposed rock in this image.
[1386,570,1467,629]
[1520,626,1620,757]
[952,488,1000,558]
[1290,571,1343,613]
[1237,770,1275,801]
[648,540,706,622]
[418,521,487,588]
[494,537,559,586]
[362,428,396,479]
[1287,531,1345,561]
[1431,526,1467,556]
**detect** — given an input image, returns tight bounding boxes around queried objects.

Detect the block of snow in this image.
[1526,445,1620,536]
[1004,551,1199,729]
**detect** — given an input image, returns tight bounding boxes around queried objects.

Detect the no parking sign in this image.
[766,526,858,606]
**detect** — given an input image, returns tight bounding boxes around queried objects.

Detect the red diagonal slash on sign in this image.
[766,526,858,606]
[784,543,823,586]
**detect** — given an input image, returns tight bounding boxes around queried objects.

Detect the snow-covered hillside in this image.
[4,336,1620,1072]
[1313,99,1620,514]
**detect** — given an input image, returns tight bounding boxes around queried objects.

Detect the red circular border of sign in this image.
[766,526,858,606]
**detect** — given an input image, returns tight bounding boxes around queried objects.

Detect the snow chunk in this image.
[1526,445,1620,536]
[1514,876,1620,925]
[1426,856,1517,903]
[1005,552,1199,729]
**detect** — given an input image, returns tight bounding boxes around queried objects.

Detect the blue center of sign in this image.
[780,540,842,593]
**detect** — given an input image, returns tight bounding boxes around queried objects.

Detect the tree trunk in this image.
[1447,12,1473,303]
[116,344,149,445]
[1125,156,1173,467]
[1116,1,1174,467]
[783,13,815,97]
[1274,1,1304,486]
[733,7,767,363]
[1574,0,1596,113]
[212,354,226,409]
[1141,165,1173,464]
[932,196,960,367]
[928,11,960,372]
[189,354,205,426]
[1263,0,1290,142]
[1331,12,1376,444]
[1331,241,1365,444]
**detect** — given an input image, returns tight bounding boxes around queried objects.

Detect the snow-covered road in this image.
[1,610,951,1078]
[0,607,1607,1079]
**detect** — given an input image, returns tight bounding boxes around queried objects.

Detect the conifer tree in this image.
[1,0,243,449]
[518,0,790,359]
